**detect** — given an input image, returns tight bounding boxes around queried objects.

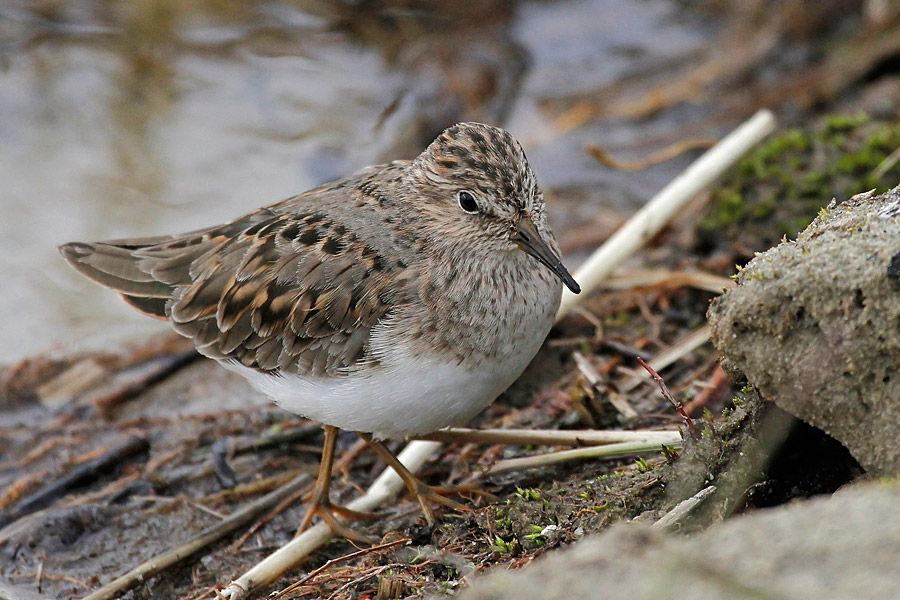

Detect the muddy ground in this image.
[1,1,898,598]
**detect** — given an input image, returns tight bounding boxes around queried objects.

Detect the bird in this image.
[59,122,580,539]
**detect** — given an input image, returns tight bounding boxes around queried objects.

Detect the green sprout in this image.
[491,535,515,555]
[515,487,542,502]
[634,457,653,473]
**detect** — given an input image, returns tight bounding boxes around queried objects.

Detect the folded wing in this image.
[60,206,406,376]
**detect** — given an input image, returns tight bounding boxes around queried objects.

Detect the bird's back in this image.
[60,162,418,378]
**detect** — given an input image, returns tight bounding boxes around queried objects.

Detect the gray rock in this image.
[707,186,900,475]
[460,482,900,600]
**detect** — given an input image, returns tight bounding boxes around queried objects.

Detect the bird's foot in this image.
[296,496,379,544]
[409,480,471,525]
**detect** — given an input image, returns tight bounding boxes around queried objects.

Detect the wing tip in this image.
[59,241,94,263]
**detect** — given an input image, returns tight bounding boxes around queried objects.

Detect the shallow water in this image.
[0,0,709,363]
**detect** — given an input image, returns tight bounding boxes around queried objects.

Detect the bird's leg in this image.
[297,425,378,543]
[357,433,470,525]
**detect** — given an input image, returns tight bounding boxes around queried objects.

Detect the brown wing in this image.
[60,206,408,376]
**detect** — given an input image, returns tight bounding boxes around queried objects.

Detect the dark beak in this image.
[512,217,581,294]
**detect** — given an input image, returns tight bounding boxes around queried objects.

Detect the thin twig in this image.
[598,338,653,360]
[16,570,90,591]
[413,427,681,447]
[233,422,322,455]
[80,472,312,600]
[571,306,605,341]
[637,357,696,438]
[682,365,730,416]
[620,325,713,393]
[0,579,58,600]
[645,325,712,374]
[273,537,410,599]
[586,137,717,171]
[599,268,736,294]
[328,564,393,600]
[198,469,303,505]
[227,477,314,552]
[485,437,683,476]
[229,438,365,551]
[131,495,229,521]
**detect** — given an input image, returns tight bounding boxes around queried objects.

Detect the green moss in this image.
[823,111,869,132]
[699,110,900,255]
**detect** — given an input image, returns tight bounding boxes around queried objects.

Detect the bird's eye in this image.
[457,190,479,214]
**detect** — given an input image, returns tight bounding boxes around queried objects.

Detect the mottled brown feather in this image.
[59,170,413,377]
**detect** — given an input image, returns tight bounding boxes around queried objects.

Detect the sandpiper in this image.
[60,122,580,538]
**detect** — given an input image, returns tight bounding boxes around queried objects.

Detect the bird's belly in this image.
[224,347,537,439]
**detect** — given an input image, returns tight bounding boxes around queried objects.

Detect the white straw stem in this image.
[557,109,776,320]
[414,427,681,446]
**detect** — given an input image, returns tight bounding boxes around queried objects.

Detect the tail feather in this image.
[59,241,175,304]
[61,222,248,325]
[119,293,169,319]
[137,243,219,285]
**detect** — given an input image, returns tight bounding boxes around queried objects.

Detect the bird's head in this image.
[408,122,580,294]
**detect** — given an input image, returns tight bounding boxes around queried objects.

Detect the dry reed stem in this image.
[557,109,776,319]
[414,427,680,447]
[486,436,684,476]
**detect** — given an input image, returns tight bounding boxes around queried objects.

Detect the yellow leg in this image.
[358,433,470,525]
[297,425,378,543]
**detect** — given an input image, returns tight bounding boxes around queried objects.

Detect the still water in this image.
[0,0,708,362]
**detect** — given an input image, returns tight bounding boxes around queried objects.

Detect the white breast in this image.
[226,349,526,439]
[224,304,553,439]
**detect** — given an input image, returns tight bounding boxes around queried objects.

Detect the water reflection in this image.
[0,0,706,362]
